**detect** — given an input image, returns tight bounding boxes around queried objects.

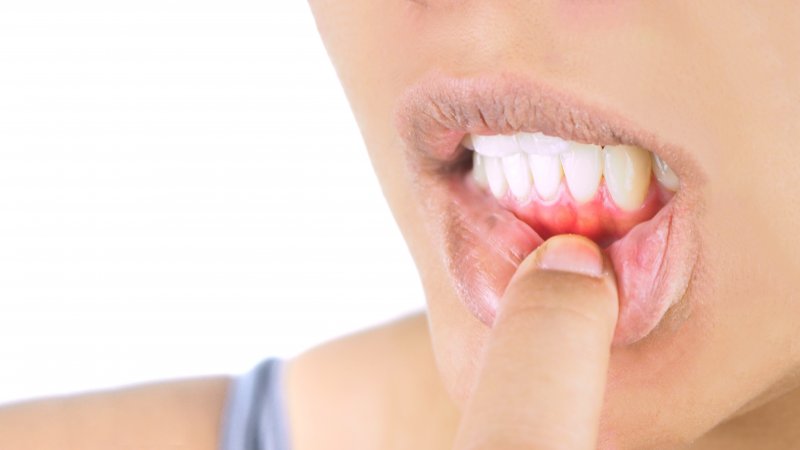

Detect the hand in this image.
[453,235,619,450]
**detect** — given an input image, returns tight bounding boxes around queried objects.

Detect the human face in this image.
[309,1,800,448]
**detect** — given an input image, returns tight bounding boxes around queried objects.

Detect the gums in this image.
[496,174,674,247]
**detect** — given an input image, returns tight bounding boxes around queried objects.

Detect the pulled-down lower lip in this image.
[395,72,702,346]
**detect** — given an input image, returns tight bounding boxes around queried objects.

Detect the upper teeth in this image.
[465,133,679,210]
[561,142,604,204]
[651,153,680,191]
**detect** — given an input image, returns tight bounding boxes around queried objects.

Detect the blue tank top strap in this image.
[219,358,292,450]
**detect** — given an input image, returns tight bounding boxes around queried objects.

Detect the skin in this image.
[302,1,800,449]
[452,236,619,450]
[0,2,798,449]
[0,378,228,449]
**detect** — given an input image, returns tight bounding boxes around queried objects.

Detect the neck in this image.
[692,379,800,449]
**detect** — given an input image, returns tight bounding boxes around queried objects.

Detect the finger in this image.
[453,235,619,450]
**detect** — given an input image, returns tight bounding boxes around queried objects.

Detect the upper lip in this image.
[394,71,701,186]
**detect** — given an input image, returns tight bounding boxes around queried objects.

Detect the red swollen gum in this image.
[499,175,673,247]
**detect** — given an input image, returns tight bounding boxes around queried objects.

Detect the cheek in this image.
[700,38,800,376]
[702,132,800,403]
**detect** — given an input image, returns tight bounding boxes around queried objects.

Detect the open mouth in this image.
[396,72,702,346]
[466,133,678,246]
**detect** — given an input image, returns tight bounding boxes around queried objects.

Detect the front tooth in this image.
[652,154,680,191]
[472,134,520,157]
[560,143,603,203]
[501,153,532,202]
[517,132,570,156]
[603,145,652,211]
[483,156,508,198]
[527,154,562,201]
[472,151,488,188]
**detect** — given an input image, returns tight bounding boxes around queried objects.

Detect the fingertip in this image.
[534,234,605,278]
[503,234,619,328]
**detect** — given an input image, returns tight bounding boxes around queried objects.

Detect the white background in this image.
[0,1,424,404]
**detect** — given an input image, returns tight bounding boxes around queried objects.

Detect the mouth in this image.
[396,72,703,346]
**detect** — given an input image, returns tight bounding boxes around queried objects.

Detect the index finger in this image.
[453,235,619,450]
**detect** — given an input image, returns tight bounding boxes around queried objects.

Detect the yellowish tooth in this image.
[652,154,680,191]
[472,151,488,188]
[603,145,652,211]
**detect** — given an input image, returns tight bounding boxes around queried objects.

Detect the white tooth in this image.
[603,145,652,211]
[527,154,563,201]
[501,153,532,202]
[517,132,570,156]
[560,143,603,203]
[472,134,520,157]
[652,154,680,191]
[483,156,508,198]
[472,151,488,188]
[461,134,474,150]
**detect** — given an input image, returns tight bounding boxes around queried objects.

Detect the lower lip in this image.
[440,171,696,346]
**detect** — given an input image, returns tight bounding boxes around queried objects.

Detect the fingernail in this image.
[536,235,604,277]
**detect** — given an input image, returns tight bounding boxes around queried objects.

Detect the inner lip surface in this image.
[395,71,702,346]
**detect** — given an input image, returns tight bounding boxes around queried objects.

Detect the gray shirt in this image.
[220,359,292,450]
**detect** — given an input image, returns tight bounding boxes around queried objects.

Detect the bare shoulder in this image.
[288,312,433,378]
[0,377,229,450]
[285,312,459,450]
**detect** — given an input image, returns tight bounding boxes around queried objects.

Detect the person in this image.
[2,2,799,449]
